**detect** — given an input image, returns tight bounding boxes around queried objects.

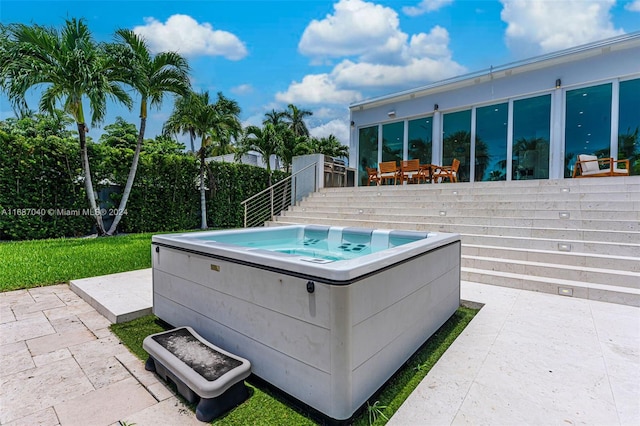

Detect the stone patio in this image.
[0,284,200,426]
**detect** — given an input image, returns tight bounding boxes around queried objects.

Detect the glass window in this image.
[358,126,378,186]
[443,110,471,182]
[618,78,640,176]
[476,103,508,181]
[512,95,551,180]
[382,121,404,165]
[408,116,432,164]
[564,83,612,177]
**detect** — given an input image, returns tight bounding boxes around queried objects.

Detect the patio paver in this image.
[0,284,197,426]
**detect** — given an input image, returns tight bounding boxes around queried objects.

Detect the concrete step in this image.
[461,267,640,307]
[462,255,640,289]
[321,179,639,195]
[290,205,640,220]
[460,233,640,258]
[299,198,640,213]
[313,191,640,203]
[462,244,640,272]
[69,269,152,323]
[283,209,639,231]
[320,180,640,196]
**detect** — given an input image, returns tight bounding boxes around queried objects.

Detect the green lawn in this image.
[0,233,154,292]
[112,307,478,425]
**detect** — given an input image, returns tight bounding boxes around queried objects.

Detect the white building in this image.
[349,32,640,186]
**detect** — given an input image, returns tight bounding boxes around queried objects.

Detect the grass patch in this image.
[110,306,478,425]
[0,233,154,292]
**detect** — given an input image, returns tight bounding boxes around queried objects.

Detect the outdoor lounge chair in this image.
[572,154,629,178]
[432,158,460,183]
[378,161,399,185]
[366,167,380,186]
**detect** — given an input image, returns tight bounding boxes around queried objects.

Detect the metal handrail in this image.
[241,162,318,228]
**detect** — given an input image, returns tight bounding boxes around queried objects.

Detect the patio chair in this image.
[572,154,630,178]
[399,159,421,184]
[378,161,399,185]
[432,158,460,183]
[366,167,380,186]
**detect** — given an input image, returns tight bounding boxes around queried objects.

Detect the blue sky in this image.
[2,0,640,147]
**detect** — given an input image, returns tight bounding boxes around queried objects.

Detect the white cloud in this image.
[626,0,640,11]
[230,84,254,95]
[309,118,351,146]
[406,25,452,59]
[133,14,248,59]
[403,0,454,17]
[281,0,466,105]
[275,74,363,105]
[500,0,624,56]
[298,0,408,64]
[331,56,466,89]
[313,107,341,120]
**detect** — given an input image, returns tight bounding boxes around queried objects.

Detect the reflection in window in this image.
[382,121,404,165]
[512,95,551,180]
[408,117,432,164]
[443,110,471,182]
[565,83,612,177]
[476,103,507,181]
[358,126,378,186]
[618,78,640,176]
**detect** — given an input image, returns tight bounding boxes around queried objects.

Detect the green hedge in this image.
[0,130,289,240]
[0,130,93,240]
[207,162,288,229]
[117,152,201,233]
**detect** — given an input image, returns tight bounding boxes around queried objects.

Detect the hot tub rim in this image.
[152,239,460,286]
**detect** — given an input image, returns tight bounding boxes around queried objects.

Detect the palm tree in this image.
[309,135,350,159]
[208,92,242,157]
[0,18,132,234]
[284,104,312,137]
[278,128,309,173]
[263,109,286,127]
[236,123,282,185]
[163,94,199,152]
[164,91,241,229]
[165,91,212,229]
[104,29,190,235]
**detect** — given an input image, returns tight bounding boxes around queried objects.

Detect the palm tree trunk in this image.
[78,122,106,235]
[190,129,196,153]
[199,152,208,229]
[106,116,146,235]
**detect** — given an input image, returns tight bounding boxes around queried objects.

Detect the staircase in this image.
[267,176,640,307]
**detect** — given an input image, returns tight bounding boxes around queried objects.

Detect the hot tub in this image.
[152,225,460,421]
